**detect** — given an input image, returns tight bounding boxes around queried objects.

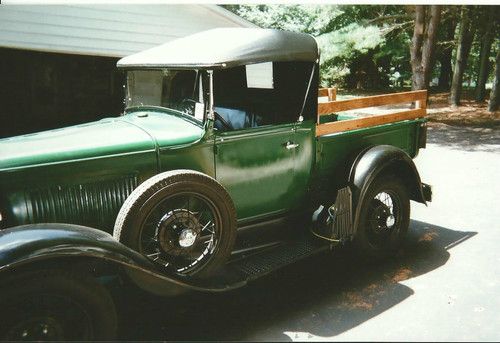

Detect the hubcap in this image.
[368,191,400,238]
[179,229,197,247]
[386,214,395,228]
[8,317,64,341]
[140,192,220,275]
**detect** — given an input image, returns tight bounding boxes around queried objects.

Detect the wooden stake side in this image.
[318,87,337,101]
[318,90,427,115]
[316,108,426,137]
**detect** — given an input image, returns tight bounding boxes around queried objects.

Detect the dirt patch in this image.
[338,283,386,310]
[340,292,374,310]
[390,267,413,283]
[418,229,439,243]
[427,92,500,127]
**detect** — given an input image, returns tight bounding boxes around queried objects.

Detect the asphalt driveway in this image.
[119,123,500,341]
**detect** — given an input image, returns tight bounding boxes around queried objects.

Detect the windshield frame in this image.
[123,68,214,124]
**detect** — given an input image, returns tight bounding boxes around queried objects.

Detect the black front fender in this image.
[0,224,241,294]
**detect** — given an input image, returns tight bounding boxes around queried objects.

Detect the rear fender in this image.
[0,224,240,295]
[349,145,429,232]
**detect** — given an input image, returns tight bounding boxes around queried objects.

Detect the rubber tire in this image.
[113,170,237,278]
[0,269,117,341]
[353,176,410,260]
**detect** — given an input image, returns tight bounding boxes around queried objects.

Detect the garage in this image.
[0,4,254,138]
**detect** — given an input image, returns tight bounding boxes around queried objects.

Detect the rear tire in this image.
[0,269,117,341]
[354,176,410,259]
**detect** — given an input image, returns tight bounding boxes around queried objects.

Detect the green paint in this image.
[0,78,425,232]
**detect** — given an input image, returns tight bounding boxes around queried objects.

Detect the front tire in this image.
[114,170,237,278]
[0,269,117,341]
[354,176,410,259]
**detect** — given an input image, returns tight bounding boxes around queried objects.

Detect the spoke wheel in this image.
[140,192,222,275]
[366,190,402,248]
[114,170,237,278]
[0,270,117,341]
[354,176,410,259]
[4,294,92,341]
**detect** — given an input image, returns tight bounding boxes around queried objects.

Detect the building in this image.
[0,4,255,138]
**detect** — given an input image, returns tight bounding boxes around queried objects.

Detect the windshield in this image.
[125,69,207,121]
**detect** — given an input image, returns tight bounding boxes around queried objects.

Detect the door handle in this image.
[284,141,299,150]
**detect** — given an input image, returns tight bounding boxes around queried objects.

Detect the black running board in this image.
[199,236,330,290]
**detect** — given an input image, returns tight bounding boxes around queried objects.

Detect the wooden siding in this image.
[0,4,256,57]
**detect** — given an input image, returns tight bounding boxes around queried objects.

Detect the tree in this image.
[410,5,441,90]
[222,4,413,88]
[475,8,496,102]
[450,6,477,106]
[488,43,500,112]
[436,8,458,90]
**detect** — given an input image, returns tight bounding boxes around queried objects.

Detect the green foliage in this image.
[223,4,495,91]
[317,24,385,86]
[223,4,413,89]
[229,5,341,35]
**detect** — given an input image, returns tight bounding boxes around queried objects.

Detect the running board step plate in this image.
[204,236,330,288]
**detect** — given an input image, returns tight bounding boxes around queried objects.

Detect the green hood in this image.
[0,110,205,171]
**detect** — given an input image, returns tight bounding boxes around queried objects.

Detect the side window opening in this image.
[213,61,314,131]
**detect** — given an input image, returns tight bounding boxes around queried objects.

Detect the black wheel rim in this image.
[366,190,402,249]
[139,192,222,275]
[4,294,93,341]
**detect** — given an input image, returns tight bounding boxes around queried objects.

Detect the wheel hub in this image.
[386,214,395,228]
[8,316,64,341]
[156,209,201,256]
[371,199,394,232]
[178,228,197,248]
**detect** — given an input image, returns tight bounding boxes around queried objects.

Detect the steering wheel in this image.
[214,111,234,131]
[177,98,197,115]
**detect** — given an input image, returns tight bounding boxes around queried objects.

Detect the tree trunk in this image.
[411,5,441,90]
[411,6,426,90]
[437,17,457,90]
[475,10,494,102]
[488,44,500,112]
[450,6,476,106]
[438,50,453,90]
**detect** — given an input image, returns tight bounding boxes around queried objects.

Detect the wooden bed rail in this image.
[316,90,427,137]
[318,87,337,101]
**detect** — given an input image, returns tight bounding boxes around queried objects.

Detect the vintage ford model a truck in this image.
[0,28,431,340]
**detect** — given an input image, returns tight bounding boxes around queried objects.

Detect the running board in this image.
[201,236,330,289]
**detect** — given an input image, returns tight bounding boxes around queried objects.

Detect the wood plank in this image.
[328,88,336,101]
[318,87,337,101]
[318,88,329,97]
[315,108,425,137]
[318,90,427,115]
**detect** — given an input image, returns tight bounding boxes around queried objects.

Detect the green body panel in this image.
[0,105,425,232]
[214,123,296,221]
[0,110,209,232]
[0,118,155,170]
[314,118,425,200]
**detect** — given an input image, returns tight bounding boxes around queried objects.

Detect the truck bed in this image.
[313,89,428,194]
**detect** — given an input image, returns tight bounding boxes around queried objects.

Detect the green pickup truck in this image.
[0,28,431,340]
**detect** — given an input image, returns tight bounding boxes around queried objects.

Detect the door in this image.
[214,123,298,222]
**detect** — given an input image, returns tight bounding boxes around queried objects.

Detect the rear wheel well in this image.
[377,160,425,203]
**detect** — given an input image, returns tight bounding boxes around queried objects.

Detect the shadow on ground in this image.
[427,123,500,153]
[118,220,476,341]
